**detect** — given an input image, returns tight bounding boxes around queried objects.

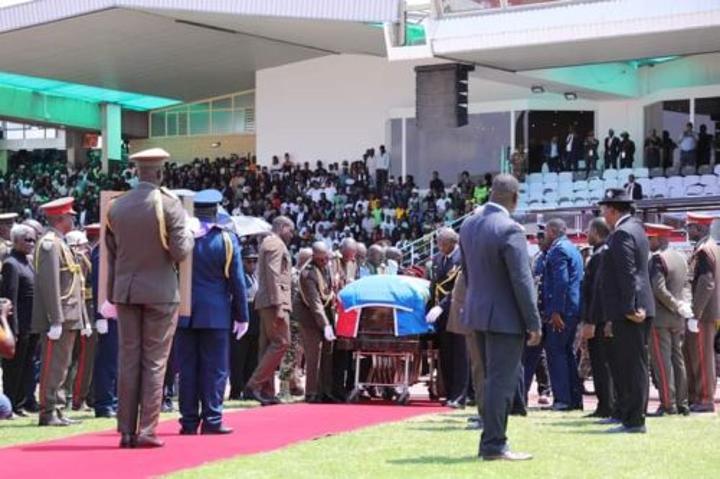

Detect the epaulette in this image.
[159,187,179,200]
[39,232,57,252]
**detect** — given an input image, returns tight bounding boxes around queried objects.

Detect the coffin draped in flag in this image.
[336,275,432,338]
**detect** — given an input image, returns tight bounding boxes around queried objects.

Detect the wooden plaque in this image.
[98,190,193,315]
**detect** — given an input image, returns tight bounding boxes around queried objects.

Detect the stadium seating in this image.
[518,166,720,211]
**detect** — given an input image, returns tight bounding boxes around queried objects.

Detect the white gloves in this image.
[687,318,700,334]
[80,326,93,337]
[96,319,109,335]
[678,301,694,319]
[47,324,62,340]
[425,306,443,324]
[187,217,201,237]
[233,321,249,340]
[324,325,336,342]
[99,301,117,319]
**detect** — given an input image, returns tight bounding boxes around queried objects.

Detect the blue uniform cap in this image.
[194,189,223,207]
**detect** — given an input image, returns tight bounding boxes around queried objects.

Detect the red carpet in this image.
[0,400,444,479]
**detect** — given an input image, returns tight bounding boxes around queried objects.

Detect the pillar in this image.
[101,103,122,174]
[0,149,7,175]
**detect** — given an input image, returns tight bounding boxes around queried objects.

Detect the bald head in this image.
[312,241,330,269]
[272,215,295,244]
[488,174,520,212]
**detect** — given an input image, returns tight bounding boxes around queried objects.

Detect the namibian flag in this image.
[336,275,433,338]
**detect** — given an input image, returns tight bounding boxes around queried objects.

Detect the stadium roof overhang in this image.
[0,0,398,103]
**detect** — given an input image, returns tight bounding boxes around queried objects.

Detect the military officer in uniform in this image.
[32,197,88,426]
[644,223,691,416]
[64,230,95,411]
[426,227,467,408]
[278,247,307,401]
[106,148,194,448]
[177,189,248,435]
[91,224,119,418]
[244,216,295,406]
[684,212,719,413]
[297,242,337,403]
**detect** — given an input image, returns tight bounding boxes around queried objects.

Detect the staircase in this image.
[400,211,473,268]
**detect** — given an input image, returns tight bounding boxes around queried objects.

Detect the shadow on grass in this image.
[407,426,473,432]
[544,420,601,427]
[387,455,478,465]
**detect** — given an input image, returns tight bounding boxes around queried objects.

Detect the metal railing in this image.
[400,210,474,267]
[436,0,597,17]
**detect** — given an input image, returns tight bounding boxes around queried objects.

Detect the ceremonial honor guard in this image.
[684,212,720,413]
[106,148,194,448]
[229,246,260,400]
[644,223,690,416]
[297,243,337,403]
[244,216,295,406]
[31,197,87,426]
[177,189,248,434]
[90,224,119,418]
[65,230,95,411]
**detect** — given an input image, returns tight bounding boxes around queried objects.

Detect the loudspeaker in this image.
[415,63,474,129]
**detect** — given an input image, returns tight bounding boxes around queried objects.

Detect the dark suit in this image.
[429,248,467,403]
[601,215,654,428]
[1,250,37,413]
[604,136,620,169]
[619,139,636,168]
[625,182,643,200]
[460,203,541,457]
[581,243,616,417]
[542,235,584,408]
[563,134,583,171]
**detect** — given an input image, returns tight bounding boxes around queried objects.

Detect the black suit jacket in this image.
[429,248,461,331]
[600,216,655,321]
[581,243,607,325]
[604,136,620,161]
[0,251,35,335]
[624,182,643,200]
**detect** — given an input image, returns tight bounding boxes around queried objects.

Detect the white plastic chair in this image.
[573,180,588,192]
[699,174,717,187]
[633,167,650,178]
[619,168,634,181]
[603,169,618,180]
[543,172,559,184]
[683,175,700,188]
[637,178,651,197]
[651,184,667,198]
[714,165,720,176]
[685,184,705,197]
[527,172,544,184]
[558,172,573,184]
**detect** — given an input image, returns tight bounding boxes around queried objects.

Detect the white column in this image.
[401,117,407,180]
[101,103,122,174]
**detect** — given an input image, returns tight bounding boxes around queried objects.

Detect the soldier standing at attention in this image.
[106,148,194,448]
[244,216,295,406]
[684,213,720,413]
[645,223,691,416]
[177,189,248,435]
[297,243,337,403]
[32,197,87,426]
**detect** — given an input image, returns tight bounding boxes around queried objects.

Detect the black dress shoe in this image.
[201,426,233,435]
[120,434,136,448]
[13,409,28,418]
[305,395,322,404]
[678,406,690,416]
[445,400,466,410]
[95,410,117,418]
[135,434,165,448]
[179,427,198,435]
[322,394,343,404]
[482,451,533,461]
[24,402,40,413]
[245,388,275,406]
[690,404,715,413]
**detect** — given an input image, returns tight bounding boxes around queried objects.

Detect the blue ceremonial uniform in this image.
[91,245,119,417]
[542,235,584,409]
[177,195,248,433]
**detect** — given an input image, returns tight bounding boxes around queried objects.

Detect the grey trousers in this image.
[649,325,688,411]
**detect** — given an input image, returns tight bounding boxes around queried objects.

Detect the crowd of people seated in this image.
[2,147,495,256]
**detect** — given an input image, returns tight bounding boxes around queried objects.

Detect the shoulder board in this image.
[159,187,179,200]
[40,233,57,252]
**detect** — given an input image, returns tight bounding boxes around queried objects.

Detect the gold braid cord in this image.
[153,189,169,251]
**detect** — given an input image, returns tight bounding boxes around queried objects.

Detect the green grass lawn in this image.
[0,400,256,448]
[168,408,720,479]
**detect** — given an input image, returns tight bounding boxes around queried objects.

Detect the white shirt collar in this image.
[486,201,510,216]
[616,214,632,228]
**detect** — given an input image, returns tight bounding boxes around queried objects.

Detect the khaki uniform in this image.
[296,264,335,398]
[247,233,292,397]
[31,228,87,422]
[67,250,97,409]
[648,248,689,412]
[279,266,304,395]
[106,182,193,436]
[447,269,484,415]
[685,237,720,408]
